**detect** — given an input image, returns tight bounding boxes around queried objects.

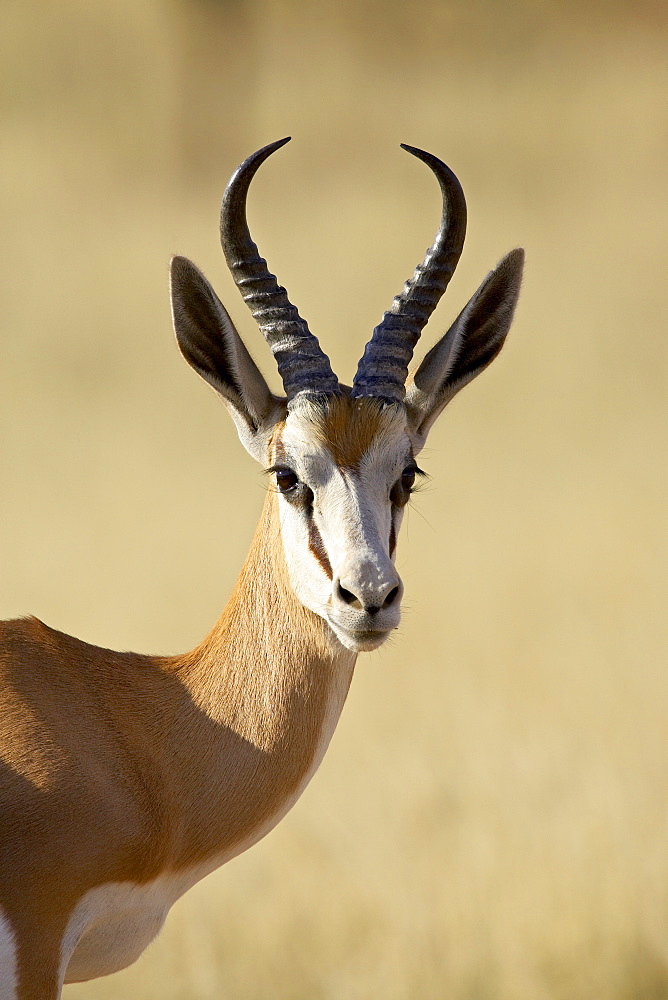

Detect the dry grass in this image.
[1,1,667,996]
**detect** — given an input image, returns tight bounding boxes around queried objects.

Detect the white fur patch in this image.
[61,880,174,983]
[0,909,18,1000]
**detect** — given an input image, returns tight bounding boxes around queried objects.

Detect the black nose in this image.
[336,582,358,606]
[336,583,400,615]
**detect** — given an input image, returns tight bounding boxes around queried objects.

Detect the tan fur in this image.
[313,395,392,470]
[0,488,354,998]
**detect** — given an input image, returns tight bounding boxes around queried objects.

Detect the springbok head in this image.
[170,138,523,652]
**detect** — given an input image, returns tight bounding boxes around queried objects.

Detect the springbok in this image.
[0,138,523,998]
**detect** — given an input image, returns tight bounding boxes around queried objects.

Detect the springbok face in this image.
[272,395,410,651]
[171,138,524,653]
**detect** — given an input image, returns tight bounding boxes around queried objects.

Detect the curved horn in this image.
[221,137,340,403]
[351,145,467,403]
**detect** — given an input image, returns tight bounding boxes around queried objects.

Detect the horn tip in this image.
[254,135,292,160]
[250,136,292,161]
[399,142,434,164]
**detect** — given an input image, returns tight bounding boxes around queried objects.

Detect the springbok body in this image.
[0,139,523,999]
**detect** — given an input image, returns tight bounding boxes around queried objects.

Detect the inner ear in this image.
[171,255,277,430]
[171,256,288,461]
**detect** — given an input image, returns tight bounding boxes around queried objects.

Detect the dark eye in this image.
[275,468,299,493]
[401,466,416,491]
[390,463,422,507]
[270,466,314,509]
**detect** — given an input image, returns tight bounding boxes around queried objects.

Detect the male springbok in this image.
[0,138,523,998]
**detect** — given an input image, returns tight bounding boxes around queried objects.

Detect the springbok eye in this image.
[269,466,314,509]
[390,463,423,507]
[274,468,299,493]
[401,466,417,491]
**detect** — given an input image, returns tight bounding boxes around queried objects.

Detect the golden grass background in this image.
[1,1,667,996]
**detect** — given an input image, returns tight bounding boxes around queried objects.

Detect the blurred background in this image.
[1,1,667,997]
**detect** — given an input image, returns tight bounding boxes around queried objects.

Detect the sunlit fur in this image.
[0,490,355,997]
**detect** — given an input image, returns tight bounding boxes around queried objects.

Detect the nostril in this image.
[337,582,358,606]
[383,585,400,608]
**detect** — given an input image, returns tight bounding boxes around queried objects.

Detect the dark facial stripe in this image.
[308,520,333,579]
[389,515,397,558]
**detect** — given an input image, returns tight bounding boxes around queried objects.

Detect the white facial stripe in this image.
[319,469,389,570]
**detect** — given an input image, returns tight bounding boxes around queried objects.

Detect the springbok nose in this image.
[333,576,403,615]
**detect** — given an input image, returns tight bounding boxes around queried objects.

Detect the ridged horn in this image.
[220,137,340,403]
[351,145,467,403]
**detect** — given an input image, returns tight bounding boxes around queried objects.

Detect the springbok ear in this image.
[170,255,285,462]
[405,248,524,451]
